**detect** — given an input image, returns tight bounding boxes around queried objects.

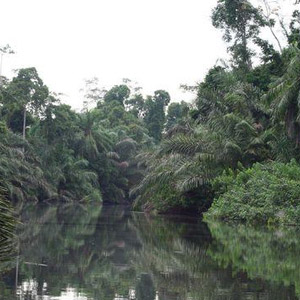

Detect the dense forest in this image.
[1,0,300,242]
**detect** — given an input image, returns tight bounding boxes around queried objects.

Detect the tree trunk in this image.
[241,25,252,70]
[22,106,26,140]
[262,0,283,53]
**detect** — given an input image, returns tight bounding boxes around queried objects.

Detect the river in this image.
[0,203,299,300]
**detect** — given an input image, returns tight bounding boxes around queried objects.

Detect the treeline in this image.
[0,69,183,206]
[1,0,300,228]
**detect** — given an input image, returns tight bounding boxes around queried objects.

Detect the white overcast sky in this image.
[0,0,295,110]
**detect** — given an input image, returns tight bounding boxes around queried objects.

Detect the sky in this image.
[0,0,294,110]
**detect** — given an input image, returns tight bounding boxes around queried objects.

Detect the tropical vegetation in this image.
[1,0,300,229]
[130,0,300,225]
[206,160,300,224]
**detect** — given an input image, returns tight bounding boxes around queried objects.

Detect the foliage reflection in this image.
[0,205,299,300]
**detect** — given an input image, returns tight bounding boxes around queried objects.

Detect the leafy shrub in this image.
[133,184,187,214]
[205,160,300,225]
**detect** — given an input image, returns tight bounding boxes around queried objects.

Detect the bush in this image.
[133,184,187,214]
[205,160,300,225]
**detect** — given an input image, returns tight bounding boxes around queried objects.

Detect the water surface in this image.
[0,203,299,300]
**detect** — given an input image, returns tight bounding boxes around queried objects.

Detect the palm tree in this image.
[104,137,140,203]
[131,69,275,212]
[56,153,101,202]
[0,129,53,202]
[130,125,217,211]
[76,110,113,160]
[266,46,300,146]
[0,194,15,260]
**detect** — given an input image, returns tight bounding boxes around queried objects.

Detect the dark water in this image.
[0,203,299,300]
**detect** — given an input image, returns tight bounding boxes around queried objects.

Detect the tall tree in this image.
[165,101,189,131]
[4,68,49,139]
[267,46,300,146]
[144,90,170,142]
[212,0,267,72]
[103,84,130,106]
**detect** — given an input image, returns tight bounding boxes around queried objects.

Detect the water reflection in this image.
[207,221,300,299]
[0,204,299,300]
[0,214,16,300]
